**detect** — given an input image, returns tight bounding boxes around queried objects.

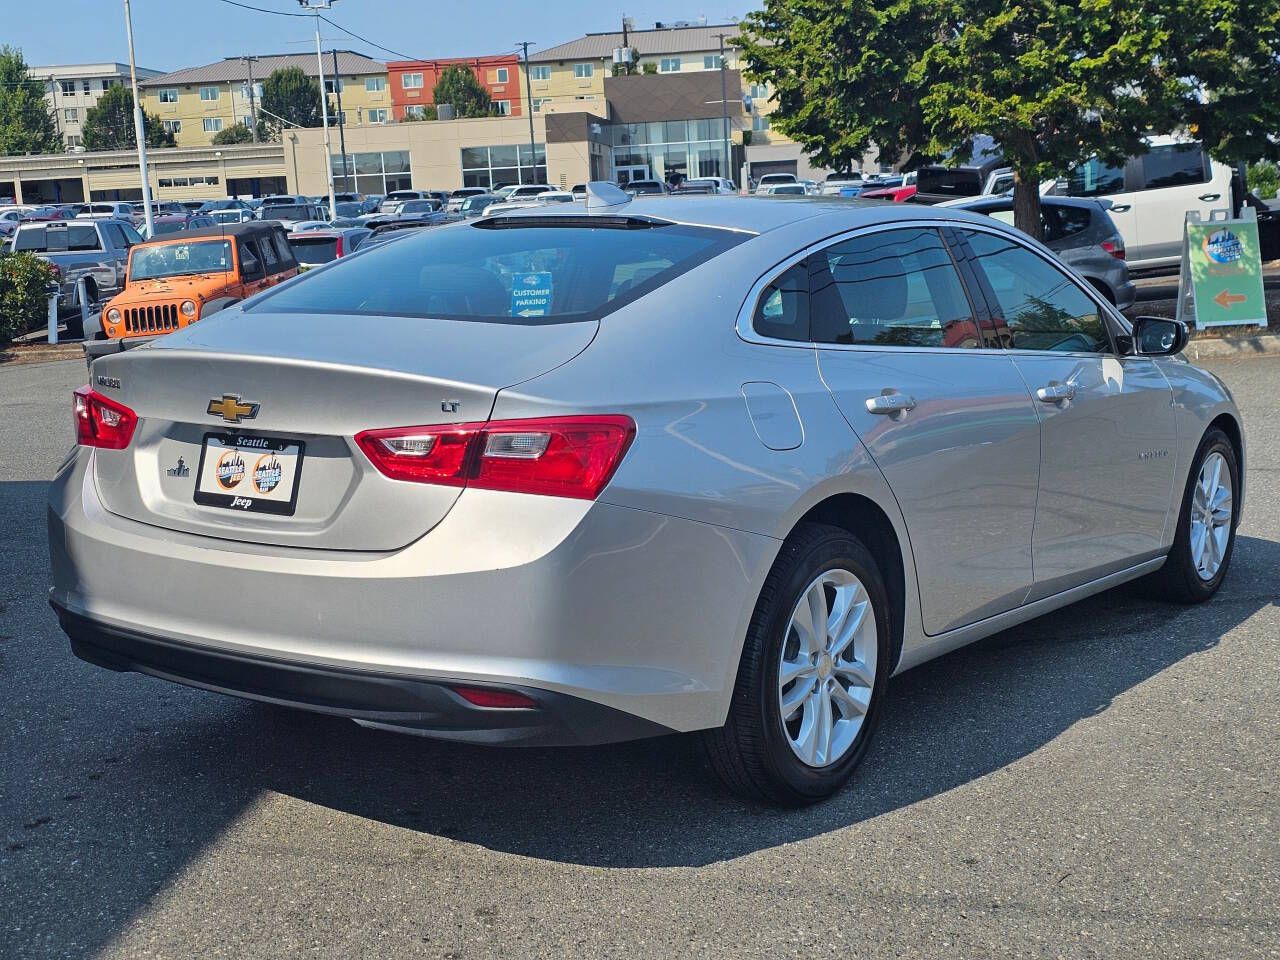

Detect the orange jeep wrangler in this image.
[101,222,299,339]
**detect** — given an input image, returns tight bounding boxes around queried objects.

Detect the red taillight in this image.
[334,235,344,258]
[452,686,538,709]
[73,386,137,449]
[355,415,635,500]
[1101,239,1125,260]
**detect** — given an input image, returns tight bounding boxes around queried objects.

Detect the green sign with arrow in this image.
[1176,208,1268,330]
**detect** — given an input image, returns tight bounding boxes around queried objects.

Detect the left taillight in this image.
[1101,238,1125,260]
[355,415,635,500]
[73,386,137,449]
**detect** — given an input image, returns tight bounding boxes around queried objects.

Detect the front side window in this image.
[809,228,981,348]
[129,240,233,281]
[1065,156,1125,197]
[1141,143,1207,190]
[574,63,594,79]
[964,229,1110,353]
[199,86,220,101]
[752,262,809,341]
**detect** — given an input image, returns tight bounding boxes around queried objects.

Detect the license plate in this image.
[194,433,305,515]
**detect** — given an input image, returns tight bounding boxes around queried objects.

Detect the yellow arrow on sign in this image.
[1213,289,1248,309]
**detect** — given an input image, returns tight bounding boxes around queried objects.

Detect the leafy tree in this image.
[431,65,491,118]
[736,0,1279,240]
[0,252,56,346]
[403,104,438,121]
[260,67,321,140]
[1249,161,1279,200]
[642,62,658,76]
[212,122,256,145]
[82,84,174,150]
[0,46,60,156]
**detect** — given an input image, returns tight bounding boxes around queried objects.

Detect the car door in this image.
[959,226,1177,598]
[810,225,1042,635]
[237,238,267,295]
[1127,143,1220,268]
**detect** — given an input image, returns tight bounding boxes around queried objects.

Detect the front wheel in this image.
[703,523,891,805]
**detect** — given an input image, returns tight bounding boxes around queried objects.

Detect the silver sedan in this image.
[49,187,1244,805]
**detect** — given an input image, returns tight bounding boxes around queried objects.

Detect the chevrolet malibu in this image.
[49,186,1244,805]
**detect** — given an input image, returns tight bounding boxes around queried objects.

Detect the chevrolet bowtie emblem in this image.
[207,395,259,423]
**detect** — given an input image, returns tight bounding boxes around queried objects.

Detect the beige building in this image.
[139,51,388,148]
[27,63,163,150]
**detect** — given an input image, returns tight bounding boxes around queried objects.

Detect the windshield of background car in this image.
[916,167,983,197]
[462,196,496,214]
[249,220,748,323]
[335,202,363,217]
[130,239,233,281]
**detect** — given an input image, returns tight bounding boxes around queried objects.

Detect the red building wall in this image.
[387,55,523,120]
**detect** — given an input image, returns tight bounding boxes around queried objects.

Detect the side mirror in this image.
[1131,316,1188,357]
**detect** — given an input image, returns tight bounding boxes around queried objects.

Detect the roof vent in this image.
[585,181,632,212]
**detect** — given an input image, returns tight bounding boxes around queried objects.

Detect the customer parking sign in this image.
[511,272,553,317]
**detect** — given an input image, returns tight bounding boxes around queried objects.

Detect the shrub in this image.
[1248,161,1278,201]
[0,252,56,348]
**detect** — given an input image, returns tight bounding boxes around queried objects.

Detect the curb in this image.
[0,343,84,365]
[1185,333,1280,361]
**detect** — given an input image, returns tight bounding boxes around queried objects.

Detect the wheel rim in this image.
[777,568,878,768]
[1190,451,1233,582]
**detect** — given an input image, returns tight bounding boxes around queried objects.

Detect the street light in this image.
[297,0,338,221]
[123,0,155,237]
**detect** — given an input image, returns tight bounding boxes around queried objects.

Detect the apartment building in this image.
[387,55,526,120]
[138,51,388,148]
[27,63,164,150]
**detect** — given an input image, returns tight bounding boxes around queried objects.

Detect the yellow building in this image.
[140,51,389,149]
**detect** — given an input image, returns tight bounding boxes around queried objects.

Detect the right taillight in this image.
[73,386,137,449]
[1101,239,1125,260]
[355,415,635,500]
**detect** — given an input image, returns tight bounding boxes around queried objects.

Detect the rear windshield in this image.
[261,205,310,220]
[130,239,233,281]
[249,219,747,323]
[288,235,340,264]
[14,224,99,252]
[917,167,983,197]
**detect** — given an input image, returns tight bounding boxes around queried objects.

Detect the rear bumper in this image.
[53,603,671,746]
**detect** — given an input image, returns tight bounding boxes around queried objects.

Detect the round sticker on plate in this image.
[216,450,246,489]
[253,454,283,494]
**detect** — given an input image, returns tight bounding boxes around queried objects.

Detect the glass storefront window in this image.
[332,151,415,195]
[457,144,548,188]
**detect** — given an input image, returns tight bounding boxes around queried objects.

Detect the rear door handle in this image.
[1199,192,1221,202]
[1110,204,1132,213]
[865,393,916,417]
[1035,383,1076,404]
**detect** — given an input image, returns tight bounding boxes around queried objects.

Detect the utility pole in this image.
[331,48,349,192]
[241,56,260,143]
[298,0,338,220]
[516,42,538,184]
[716,33,730,183]
[123,0,154,237]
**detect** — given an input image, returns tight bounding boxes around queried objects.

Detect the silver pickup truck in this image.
[10,218,142,333]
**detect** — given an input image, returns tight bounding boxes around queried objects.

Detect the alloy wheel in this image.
[1189,451,1233,582]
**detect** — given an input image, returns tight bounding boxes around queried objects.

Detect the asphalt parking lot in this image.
[2,356,1277,960]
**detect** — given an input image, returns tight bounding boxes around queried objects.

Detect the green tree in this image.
[737,0,1280,240]
[1248,161,1279,200]
[641,62,658,76]
[403,104,438,122]
[260,67,321,140]
[81,84,175,151]
[212,121,257,145]
[0,252,56,347]
[0,46,60,156]
[431,65,491,118]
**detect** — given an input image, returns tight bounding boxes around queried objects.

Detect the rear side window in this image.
[752,262,809,341]
[1141,144,1207,190]
[808,228,981,348]
[259,234,280,270]
[272,231,296,268]
[249,220,747,323]
[1065,157,1125,197]
[1046,205,1091,241]
[239,241,262,277]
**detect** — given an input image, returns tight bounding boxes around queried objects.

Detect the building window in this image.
[199,86,220,101]
[63,108,78,122]
[59,81,75,95]
[404,105,426,119]
[81,80,91,94]
[240,82,263,99]
[531,65,550,81]
[574,63,594,79]
[367,108,388,124]
[459,142,548,189]
[532,97,552,112]
[163,120,182,134]
[324,78,344,93]
[159,87,178,103]
[574,94,596,100]
[365,76,386,92]
[704,55,723,70]
[67,136,82,147]
[495,67,509,83]
[103,78,121,90]
[402,72,423,90]
[203,117,223,133]
[659,58,681,73]
[752,115,770,132]
[749,83,770,99]
[330,149,411,194]
[494,100,511,115]
[158,178,173,188]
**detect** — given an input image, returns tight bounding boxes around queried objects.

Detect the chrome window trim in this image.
[735,217,1134,360]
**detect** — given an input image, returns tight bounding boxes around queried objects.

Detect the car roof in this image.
[170,221,284,243]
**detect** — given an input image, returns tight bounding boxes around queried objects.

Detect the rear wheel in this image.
[703,523,890,805]
[1141,428,1238,603]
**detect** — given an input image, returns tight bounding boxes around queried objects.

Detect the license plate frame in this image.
[193,432,305,516]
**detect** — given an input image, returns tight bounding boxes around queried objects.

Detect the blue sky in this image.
[12,0,749,72]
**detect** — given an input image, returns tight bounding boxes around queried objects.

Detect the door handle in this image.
[1109,204,1131,213]
[865,393,917,417]
[1035,383,1076,404]
[1199,192,1221,202]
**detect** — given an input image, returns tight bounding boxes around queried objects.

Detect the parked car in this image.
[260,194,311,208]
[1049,137,1235,271]
[388,199,442,217]
[332,192,363,204]
[286,227,372,269]
[357,224,430,249]
[913,137,1009,204]
[77,201,135,221]
[459,193,504,218]
[942,195,1136,309]
[818,172,870,197]
[624,180,669,196]
[180,200,214,212]
[146,214,217,238]
[379,190,431,213]
[209,208,257,226]
[257,203,330,230]
[197,199,253,214]
[755,172,799,195]
[332,201,366,219]
[766,183,810,196]
[446,187,490,213]
[859,172,917,203]
[673,182,716,195]
[10,218,140,335]
[570,184,588,197]
[97,222,297,341]
[0,206,37,236]
[681,177,736,195]
[359,195,384,214]
[52,190,1242,806]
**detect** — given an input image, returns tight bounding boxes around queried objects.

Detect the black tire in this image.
[1139,428,1239,603]
[64,313,84,341]
[702,522,891,806]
